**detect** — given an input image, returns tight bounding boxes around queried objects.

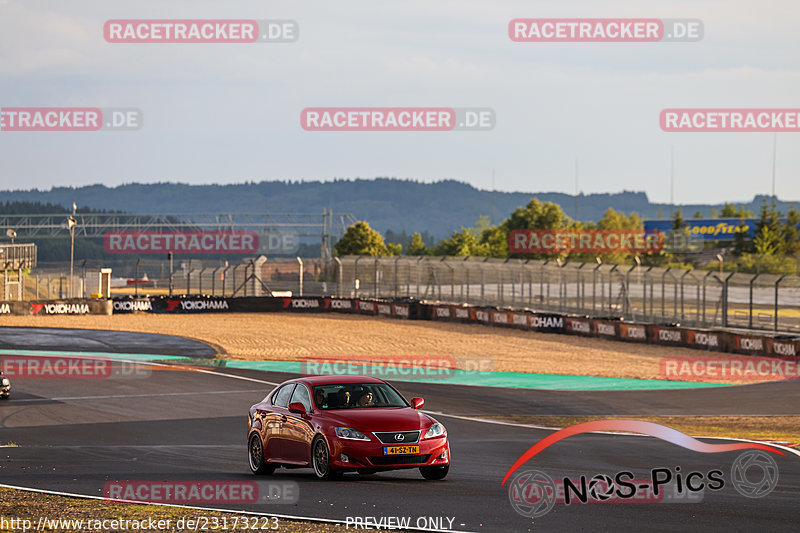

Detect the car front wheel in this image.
[248,434,275,475]
[312,436,340,480]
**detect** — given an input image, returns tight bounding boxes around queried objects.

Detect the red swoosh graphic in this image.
[165,300,181,312]
[501,419,785,486]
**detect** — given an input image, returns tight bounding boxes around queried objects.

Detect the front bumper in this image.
[329,435,449,470]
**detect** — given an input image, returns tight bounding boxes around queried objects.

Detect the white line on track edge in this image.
[423,410,800,457]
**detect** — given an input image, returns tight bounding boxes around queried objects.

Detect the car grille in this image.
[372,431,420,444]
[368,454,431,466]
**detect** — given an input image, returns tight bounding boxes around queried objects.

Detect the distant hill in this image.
[1,179,796,239]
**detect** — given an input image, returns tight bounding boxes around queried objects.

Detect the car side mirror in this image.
[412,397,424,409]
[288,402,306,415]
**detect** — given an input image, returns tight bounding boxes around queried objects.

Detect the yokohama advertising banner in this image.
[103,230,259,254]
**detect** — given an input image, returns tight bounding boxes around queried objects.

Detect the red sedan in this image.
[247,376,450,480]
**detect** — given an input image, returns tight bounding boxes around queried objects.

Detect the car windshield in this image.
[313,383,408,410]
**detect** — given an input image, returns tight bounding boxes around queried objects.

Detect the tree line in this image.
[334,198,800,274]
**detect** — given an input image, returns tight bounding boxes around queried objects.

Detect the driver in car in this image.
[337,389,351,408]
[357,391,375,406]
[314,389,326,409]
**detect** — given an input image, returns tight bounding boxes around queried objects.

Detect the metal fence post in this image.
[680,270,691,322]
[334,257,342,297]
[168,252,174,296]
[354,256,362,298]
[498,260,505,306]
[373,257,379,298]
[774,275,786,331]
[540,261,547,309]
[608,265,618,314]
[748,273,760,329]
[416,257,424,298]
[394,256,400,298]
[625,264,637,319]
[592,261,602,313]
[701,271,713,326]
[480,260,486,302]
[464,259,470,302]
[212,266,218,296]
[721,272,735,328]
[660,268,671,321]
[297,257,304,297]
[186,259,192,295]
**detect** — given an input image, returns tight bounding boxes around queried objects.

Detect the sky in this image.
[0,0,798,205]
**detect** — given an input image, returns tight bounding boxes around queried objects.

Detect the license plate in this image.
[383,445,420,455]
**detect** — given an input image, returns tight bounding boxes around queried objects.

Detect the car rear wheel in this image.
[248,434,275,475]
[312,436,340,480]
[420,465,449,480]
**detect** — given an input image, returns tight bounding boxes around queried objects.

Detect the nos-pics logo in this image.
[503,420,788,518]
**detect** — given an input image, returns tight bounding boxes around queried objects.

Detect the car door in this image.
[283,383,315,464]
[264,383,295,462]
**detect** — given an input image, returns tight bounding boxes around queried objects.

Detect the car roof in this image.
[298,375,387,386]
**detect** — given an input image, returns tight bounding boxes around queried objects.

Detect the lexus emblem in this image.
[394,433,405,441]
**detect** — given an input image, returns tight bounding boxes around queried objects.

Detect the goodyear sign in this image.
[644,219,756,241]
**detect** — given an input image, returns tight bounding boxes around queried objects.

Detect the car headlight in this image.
[335,427,371,441]
[424,422,445,439]
[1,379,9,386]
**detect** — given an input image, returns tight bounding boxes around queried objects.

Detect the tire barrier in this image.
[105,295,800,359]
[1,299,112,316]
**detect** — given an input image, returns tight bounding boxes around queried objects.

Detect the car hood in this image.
[321,407,432,432]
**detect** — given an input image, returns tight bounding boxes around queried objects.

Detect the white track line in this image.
[13,389,265,403]
[0,352,281,387]
[424,410,800,457]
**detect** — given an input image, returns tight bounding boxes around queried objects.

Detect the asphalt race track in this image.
[0,328,798,532]
[0,327,216,357]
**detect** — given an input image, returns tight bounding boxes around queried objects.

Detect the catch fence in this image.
[3,255,799,334]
